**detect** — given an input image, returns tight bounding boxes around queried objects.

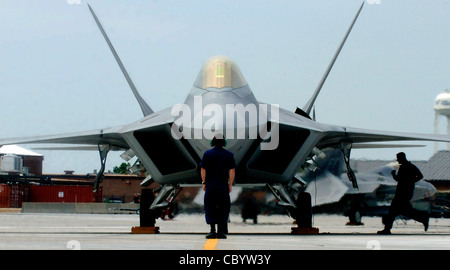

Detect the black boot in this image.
[423,214,430,232]
[217,223,227,239]
[206,224,216,239]
[377,228,391,235]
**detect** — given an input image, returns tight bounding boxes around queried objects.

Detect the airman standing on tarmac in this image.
[200,134,235,239]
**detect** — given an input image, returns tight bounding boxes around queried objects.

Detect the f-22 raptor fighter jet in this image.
[1,3,449,231]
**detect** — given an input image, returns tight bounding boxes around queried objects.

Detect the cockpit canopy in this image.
[193,55,247,90]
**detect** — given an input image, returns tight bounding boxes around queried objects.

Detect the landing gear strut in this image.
[93,144,111,192]
[341,142,359,190]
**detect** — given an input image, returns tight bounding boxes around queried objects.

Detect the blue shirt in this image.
[200,146,236,190]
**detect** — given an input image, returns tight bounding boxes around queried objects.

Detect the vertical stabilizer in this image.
[302,2,364,116]
[88,4,154,116]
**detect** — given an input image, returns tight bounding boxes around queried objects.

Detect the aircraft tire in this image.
[140,188,157,227]
[295,192,312,228]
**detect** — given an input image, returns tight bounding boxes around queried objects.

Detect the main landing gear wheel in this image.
[291,192,319,235]
[131,189,160,234]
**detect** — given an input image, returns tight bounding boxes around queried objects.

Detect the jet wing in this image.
[316,126,450,149]
[345,127,450,144]
[273,107,450,148]
[0,126,129,150]
[0,106,177,150]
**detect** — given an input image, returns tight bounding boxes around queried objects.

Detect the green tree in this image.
[113,162,130,174]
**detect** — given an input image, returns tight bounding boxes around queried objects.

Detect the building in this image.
[41,173,152,203]
[0,145,43,175]
[420,151,450,192]
[94,174,149,203]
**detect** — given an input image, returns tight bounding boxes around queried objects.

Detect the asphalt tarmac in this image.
[0,212,449,250]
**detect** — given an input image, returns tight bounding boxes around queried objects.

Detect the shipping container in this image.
[0,184,11,208]
[0,184,102,208]
[10,184,29,207]
[0,184,29,208]
[28,185,101,203]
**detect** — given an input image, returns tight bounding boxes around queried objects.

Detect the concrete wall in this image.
[21,202,139,214]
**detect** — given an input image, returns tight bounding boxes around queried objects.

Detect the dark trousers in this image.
[204,188,230,225]
[383,199,429,230]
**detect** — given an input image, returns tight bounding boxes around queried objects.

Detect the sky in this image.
[0,0,449,174]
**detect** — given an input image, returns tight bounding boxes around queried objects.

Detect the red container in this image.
[0,184,11,208]
[0,184,29,208]
[29,185,100,203]
[10,184,29,207]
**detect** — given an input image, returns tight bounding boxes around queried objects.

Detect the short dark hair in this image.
[211,134,226,147]
[396,152,406,159]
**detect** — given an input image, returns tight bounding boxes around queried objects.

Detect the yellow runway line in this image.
[203,238,219,250]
